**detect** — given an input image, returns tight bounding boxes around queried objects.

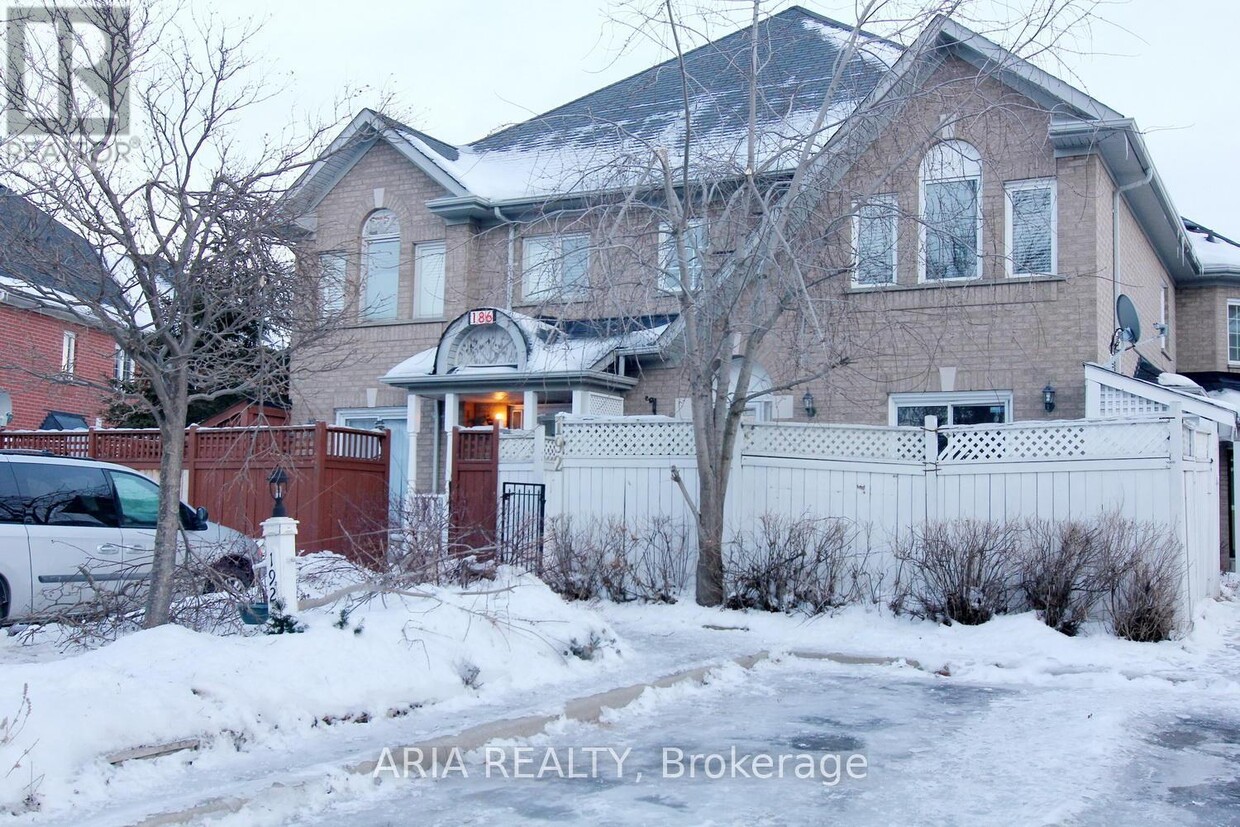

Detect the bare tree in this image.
[0,2,360,626]
[516,0,1099,605]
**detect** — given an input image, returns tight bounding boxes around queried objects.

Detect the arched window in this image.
[920,140,982,281]
[362,209,400,319]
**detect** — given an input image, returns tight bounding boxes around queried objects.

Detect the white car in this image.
[0,450,256,621]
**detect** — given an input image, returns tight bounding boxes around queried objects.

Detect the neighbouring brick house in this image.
[285,7,1240,528]
[0,190,122,430]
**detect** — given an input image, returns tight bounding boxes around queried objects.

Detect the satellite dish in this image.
[1116,294,1141,344]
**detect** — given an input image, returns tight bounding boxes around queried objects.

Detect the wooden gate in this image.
[449,424,499,557]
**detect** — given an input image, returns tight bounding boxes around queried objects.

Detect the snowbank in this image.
[0,567,618,813]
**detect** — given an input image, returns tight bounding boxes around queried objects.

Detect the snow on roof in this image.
[1184,219,1240,274]
[385,8,899,201]
[381,311,669,384]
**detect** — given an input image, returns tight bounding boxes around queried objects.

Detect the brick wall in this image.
[0,304,116,429]
[289,55,1187,483]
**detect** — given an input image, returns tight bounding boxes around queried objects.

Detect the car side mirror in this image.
[195,506,209,529]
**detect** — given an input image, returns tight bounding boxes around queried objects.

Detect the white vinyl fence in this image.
[498,406,1222,616]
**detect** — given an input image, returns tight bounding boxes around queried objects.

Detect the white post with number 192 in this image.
[260,516,299,613]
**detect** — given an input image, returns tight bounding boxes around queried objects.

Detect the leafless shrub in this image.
[541,515,692,603]
[2,683,38,810]
[895,519,1020,625]
[1018,519,1108,636]
[1098,516,1183,642]
[15,552,259,648]
[724,515,861,615]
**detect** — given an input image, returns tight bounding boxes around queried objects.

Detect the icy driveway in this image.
[285,656,1240,826]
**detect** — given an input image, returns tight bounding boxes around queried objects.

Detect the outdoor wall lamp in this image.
[1043,384,1056,413]
[802,391,817,419]
[268,466,289,518]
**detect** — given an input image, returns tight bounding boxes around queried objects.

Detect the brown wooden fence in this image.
[0,423,390,564]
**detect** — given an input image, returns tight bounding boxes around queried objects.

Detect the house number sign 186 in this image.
[468,309,495,325]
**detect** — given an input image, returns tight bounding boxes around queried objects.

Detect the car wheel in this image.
[0,577,9,621]
[203,556,255,594]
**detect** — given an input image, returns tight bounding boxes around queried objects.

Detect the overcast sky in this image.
[216,0,1238,234]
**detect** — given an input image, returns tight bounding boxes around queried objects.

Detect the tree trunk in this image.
[142,393,190,628]
[695,482,726,606]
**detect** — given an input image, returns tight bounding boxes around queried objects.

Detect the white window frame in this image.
[658,219,707,293]
[319,250,347,316]
[919,140,983,283]
[1228,300,1240,366]
[888,390,1014,427]
[413,241,446,318]
[1004,178,1057,277]
[61,331,77,376]
[113,346,134,382]
[362,210,401,320]
[852,194,898,287]
[522,232,590,301]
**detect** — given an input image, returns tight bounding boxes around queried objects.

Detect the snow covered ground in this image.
[2,571,1238,825]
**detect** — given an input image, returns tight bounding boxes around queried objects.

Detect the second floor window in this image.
[113,346,134,382]
[659,220,707,292]
[853,195,898,286]
[61,331,77,376]
[362,210,400,319]
[1006,178,1056,276]
[921,140,982,281]
[319,251,347,316]
[414,241,446,318]
[1229,301,1240,364]
[523,233,589,300]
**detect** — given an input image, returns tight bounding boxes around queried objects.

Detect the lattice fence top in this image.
[939,419,1170,463]
[559,419,696,458]
[1098,385,1169,418]
[744,422,922,462]
[586,392,625,417]
[499,432,536,461]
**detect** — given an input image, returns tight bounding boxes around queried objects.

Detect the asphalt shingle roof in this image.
[0,188,117,308]
[470,7,899,157]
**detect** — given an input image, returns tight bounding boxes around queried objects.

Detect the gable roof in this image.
[0,188,117,309]
[292,6,1212,281]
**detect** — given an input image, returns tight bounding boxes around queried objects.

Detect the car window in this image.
[12,462,119,528]
[0,464,22,523]
[110,472,160,528]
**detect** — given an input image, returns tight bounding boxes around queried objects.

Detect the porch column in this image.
[405,393,421,499]
[444,392,458,486]
[523,390,538,430]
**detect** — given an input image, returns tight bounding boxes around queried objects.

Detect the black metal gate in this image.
[499,482,546,573]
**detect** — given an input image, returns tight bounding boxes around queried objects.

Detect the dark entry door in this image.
[449,424,499,557]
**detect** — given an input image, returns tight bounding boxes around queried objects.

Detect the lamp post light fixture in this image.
[1043,384,1056,413]
[802,391,817,419]
[268,466,289,518]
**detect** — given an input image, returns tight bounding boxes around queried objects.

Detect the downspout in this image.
[495,207,515,311]
[1112,157,1155,335]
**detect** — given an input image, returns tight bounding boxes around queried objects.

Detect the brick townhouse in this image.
[285,7,1240,520]
[0,190,123,430]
